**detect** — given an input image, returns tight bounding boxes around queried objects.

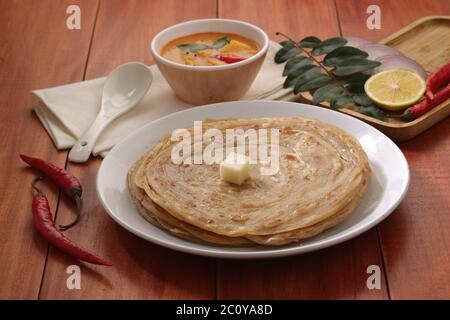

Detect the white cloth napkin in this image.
[31,41,295,157]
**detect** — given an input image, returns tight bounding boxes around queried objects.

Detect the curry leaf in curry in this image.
[274,33,384,120]
[177,36,231,53]
[212,36,231,49]
[176,43,210,53]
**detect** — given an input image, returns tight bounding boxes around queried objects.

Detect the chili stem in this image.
[59,194,81,230]
[32,176,45,196]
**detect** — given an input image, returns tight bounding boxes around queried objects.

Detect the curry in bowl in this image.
[161,33,260,66]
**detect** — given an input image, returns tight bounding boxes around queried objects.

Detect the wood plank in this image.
[336,0,450,41]
[0,0,98,299]
[335,0,450,299]
[217,0,388,299]
[218,233,387,299]
[219,0,341,41]
[380,122,450,299]
[39,0,217,299]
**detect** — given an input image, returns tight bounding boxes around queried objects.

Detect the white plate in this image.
[97,101,409,259]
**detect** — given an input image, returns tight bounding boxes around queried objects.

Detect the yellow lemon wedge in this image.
[364,69,426,111]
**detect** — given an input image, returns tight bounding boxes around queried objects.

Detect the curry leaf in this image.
[283,57,313,76]
[287,64,317,78]
[279,40,296,48]
[177,43,209,53]
[312,84,345,104]
[331,95,354,109]
[357,105,385,120]
[275,46,301,63]
[291,68,324,93]
[298,36,321,48]
[283,67,319,88]
[344,74,371,93]
[294,74,332,94]
[212,36,231,49]
[312,37,347,56]
[352,94,373,106]
[274,32,387,120]
[284,66,321,89]
[283,75,298,88]
[323,46,368,67]
[333,58,381,76]
[275,40,296,64]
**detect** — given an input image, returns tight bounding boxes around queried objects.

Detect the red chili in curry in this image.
[214,54,246,64]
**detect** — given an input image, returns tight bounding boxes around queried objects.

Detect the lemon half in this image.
[364,69,426,111]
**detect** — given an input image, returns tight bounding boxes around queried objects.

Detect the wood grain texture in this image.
[336,0,450,299]
[218,232,387,299]
[219,0,340,41]
[79,0,217,78]
[38,0,217,299]
[0,0,98,299]
[379,119,450,299]
[336,0,450,41]
[217,0,388,300]
[3,0,449,300]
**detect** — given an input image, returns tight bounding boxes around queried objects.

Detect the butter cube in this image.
[220,152,250,186]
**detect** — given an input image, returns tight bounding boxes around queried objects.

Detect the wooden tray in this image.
[300,16,450,142]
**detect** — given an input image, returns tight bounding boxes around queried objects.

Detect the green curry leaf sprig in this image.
[275,32,385,120]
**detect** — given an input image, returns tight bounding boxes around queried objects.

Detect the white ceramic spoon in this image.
[68,62,152,163]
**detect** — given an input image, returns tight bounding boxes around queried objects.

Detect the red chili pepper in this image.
[214,54,246,64]
[402,83,450,120]
[425,62,450,100]
[31,177,112,266]
[20,154,82,230]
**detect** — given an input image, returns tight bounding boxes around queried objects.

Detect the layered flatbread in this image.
[128,117,370,246]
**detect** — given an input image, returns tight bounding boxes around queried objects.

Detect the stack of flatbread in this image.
[128,117,370,246]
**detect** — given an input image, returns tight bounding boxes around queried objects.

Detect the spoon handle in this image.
[68,113,111,163]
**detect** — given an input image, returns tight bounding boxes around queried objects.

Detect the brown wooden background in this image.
[1,0,449,299]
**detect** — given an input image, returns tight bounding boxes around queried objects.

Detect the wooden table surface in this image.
[1,0,449,300]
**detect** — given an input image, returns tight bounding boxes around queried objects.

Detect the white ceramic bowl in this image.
[150,19,270,104]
